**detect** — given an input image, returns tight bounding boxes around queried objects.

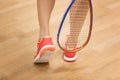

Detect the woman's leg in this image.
[64,0,89,61]
[37,0,55,39]
[34,0,55,63]
[67,0,89,48]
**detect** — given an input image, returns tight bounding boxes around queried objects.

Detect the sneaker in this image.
[64,51,77,61]
[34,36,55,63]
[64,39,77,62]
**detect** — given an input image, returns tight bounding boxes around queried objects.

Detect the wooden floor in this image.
[0,0,120,80]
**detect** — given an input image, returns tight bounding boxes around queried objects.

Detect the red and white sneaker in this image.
[64,51,77,61]
[34,36,55,63]
[64,40,77,62]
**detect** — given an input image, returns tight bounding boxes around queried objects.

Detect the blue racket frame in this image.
[57,0,93,52]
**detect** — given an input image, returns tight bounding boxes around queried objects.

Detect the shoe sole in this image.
[64,54,77,62]
[34,45,55,63]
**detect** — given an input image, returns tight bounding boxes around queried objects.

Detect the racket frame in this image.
[57,0,93,52]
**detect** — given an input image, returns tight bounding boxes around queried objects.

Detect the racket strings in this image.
[65,0,89,50]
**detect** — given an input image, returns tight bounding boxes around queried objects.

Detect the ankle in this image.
[39,34,51,39]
